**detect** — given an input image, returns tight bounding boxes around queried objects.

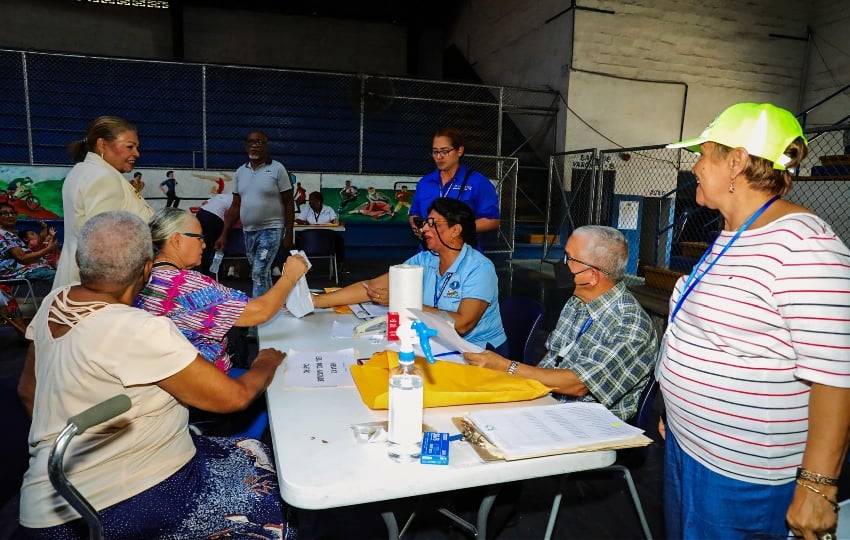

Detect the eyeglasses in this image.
[246,139,268,146]
[422,217,449,228]
[0,211,16,216]
[180,232,205,241]
[430,147,456,157]
[563,252,610,275]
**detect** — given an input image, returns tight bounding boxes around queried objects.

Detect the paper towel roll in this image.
[388,264,423,341]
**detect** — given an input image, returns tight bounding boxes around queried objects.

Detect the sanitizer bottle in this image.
[387,320,437,463]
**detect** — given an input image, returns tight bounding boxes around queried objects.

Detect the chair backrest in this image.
[632,371,659,431]
[226,368,269,440]
[298,229,336,257]
[499,296,544,364]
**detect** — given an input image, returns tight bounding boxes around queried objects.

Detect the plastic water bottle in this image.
[209,250,224,275]
[387,348,424,463]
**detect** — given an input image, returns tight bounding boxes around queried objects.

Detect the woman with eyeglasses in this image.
[314,197,508,354]
[408,127,500,245]
[134,207,308,373]
[53,115,154,289]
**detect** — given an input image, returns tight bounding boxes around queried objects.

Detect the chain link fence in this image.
[0,48,556,256]
[545,124,850,277]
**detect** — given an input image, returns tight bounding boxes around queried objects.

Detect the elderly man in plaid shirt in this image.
[465,225,657,420]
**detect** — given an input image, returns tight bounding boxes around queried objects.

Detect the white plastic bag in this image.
[285,249,315,318]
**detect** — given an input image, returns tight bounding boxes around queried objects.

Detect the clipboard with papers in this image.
[452,401,652,462]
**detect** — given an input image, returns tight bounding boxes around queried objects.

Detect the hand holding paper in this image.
[406,308,484,354]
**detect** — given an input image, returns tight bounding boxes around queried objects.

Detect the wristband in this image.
[796,467,840,486]
[506,361,519,375]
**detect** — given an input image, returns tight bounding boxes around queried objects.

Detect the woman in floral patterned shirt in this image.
[135,207,307,373]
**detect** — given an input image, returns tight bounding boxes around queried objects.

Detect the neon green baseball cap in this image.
[667,102,807,170]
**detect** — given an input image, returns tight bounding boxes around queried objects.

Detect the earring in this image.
[728,183,735,193]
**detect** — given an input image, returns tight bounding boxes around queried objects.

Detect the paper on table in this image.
[465,402,650,460]
[406,308,484,354]
[331,320,358,338]
[283,348,357,388]
[348,302,390,319]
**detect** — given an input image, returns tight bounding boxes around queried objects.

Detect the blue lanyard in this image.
[434,271,454,306]
[556,315,593,365]
[440,179,456,198]
[670,195,779,323]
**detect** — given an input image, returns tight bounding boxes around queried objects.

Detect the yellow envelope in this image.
[350,350,552,409]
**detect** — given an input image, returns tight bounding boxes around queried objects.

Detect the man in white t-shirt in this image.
[295,191,338,225]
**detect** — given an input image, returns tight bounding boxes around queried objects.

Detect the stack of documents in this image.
[456,402,652,461]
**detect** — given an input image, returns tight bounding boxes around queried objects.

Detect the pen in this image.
[433,350,462,358]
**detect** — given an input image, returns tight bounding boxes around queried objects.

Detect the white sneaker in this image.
[272,266,282,277]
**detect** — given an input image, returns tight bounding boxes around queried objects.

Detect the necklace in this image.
[152,260,180,269]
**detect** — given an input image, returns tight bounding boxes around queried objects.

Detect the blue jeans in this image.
[243,228,282,298]
[664,429,795,539]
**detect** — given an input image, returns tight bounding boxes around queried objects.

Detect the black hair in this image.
[427,197,477,246]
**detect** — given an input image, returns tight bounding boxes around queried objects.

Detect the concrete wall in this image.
[0,0,173,59]
[0,0,411,75]
[2,1,848,156]
[446,0,849,153]
[182,7,408,74]
[800,0,850,128]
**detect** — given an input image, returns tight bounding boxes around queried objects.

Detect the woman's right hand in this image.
[363,281,389,306]
[282,254,308,281]
[252,347,285,370]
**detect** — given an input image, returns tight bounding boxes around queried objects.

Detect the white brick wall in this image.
[448,0,849,151]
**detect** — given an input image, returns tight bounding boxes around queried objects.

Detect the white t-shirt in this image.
[200,193,234,221]
[297,204,337,224]
[21,287,199,527]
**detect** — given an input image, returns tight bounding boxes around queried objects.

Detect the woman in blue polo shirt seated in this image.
[312,197,507,354]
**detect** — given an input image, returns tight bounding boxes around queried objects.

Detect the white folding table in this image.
[260,309,616,539]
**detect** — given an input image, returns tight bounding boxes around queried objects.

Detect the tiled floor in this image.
[0,257,666,539]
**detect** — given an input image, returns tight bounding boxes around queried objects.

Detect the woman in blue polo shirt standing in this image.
[408,127,500,246]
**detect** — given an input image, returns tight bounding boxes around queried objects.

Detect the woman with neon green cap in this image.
[658,102,850,540]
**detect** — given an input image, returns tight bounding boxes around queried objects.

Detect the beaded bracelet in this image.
[796,480,840,513]
[797,467,840,486]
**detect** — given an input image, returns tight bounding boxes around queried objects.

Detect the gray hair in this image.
[77,211,152,286]
[149,207,195,251]
[571,225,628,282]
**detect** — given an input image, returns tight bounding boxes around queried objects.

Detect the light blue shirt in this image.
[405,244,506,349]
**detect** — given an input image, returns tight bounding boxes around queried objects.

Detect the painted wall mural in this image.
[0,165,421,226]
